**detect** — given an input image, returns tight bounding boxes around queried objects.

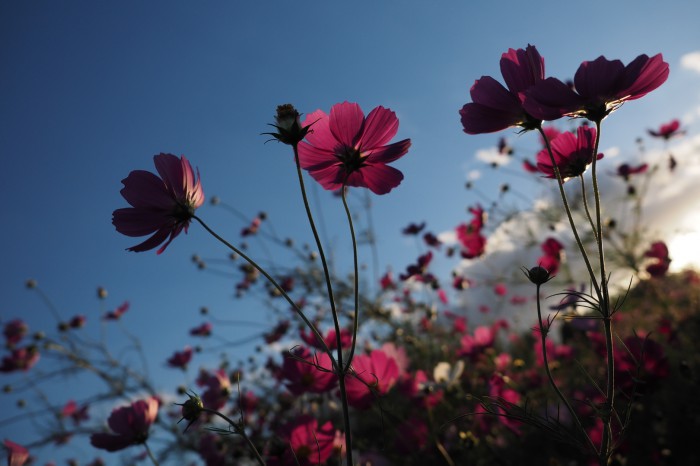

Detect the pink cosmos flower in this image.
[298,102,411,195]
[460,45,545,134]
[4,439,30,466]
[103,301,129,321]
[263,320,290,344]
[616,162,648,181]
[112,153,204,254]
[167,346,193,370]
[3,320,28,347]
[644,241,671,277]
[0,346,39,373]
[197,368,232,410]
[280,347,336,396]
[90,397,159,452]
[524,53,669,122]
[536,125,603,180]
[61,400,90,425]
[275,416,336,466]
[189,322,212,337]
[300,327,352,351]
[648,119,684,140]
[345,349,400,409]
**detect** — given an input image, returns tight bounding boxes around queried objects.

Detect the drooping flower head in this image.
[648,119,684,140]
[112,153,204,254]
[536,125,603,180]
[525,53,669,122]
[90,397,159,452]
[298,102,411,195]
[460,44,545,134]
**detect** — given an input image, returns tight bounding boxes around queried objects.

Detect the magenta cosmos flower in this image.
[648,119,684,140]
[524,53,669,122]
[112,153,204,254]
[90,397,159,452]
[536,125,603,180]
[297,102,411,195]
[460,45,545,134]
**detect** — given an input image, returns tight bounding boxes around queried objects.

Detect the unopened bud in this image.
[523,266,553,285]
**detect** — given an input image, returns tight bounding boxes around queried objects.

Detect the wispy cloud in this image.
[681,51,700,74]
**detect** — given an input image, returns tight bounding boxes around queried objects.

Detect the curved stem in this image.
[341,186,360,371]
[202,408,266,466]
[535,285,597,455]
[143,441,160,466]
[579,175,599,243]
[192,216,334,367]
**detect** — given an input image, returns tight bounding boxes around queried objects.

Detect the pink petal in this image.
[352,164,404,195]
[154,153,185,199]
[500,45,544,96]
[365,138,411,164]
[359,106,399,149]
[306,163,345,191]
[90,432,133,452]
[329,102,365,147]
[301,109,333,147]
[297,141,338,171]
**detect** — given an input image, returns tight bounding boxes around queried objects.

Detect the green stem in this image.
[143,441,160,466]
[202,408,266,466]
[192,216,333,367]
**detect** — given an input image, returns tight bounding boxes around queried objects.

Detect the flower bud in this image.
[263,104,312,146]
[177,392,204,433]
[523,266,553,285]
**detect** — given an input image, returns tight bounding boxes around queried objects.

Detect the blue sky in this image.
[2,1,700,463]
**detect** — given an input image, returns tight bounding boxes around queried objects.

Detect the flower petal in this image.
[620,53,669,101]
[359,106,399,149]
[365,138,411,164]
[329,101,364,147]
[574,56,626,101]
[351,164,404,195]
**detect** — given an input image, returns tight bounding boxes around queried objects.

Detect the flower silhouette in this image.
[90,397,159,452]
[536,125,603,180]
[112,153,204,254]
[460,45,545,134]
[525,53,669,122]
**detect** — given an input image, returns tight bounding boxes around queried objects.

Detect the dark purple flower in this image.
[616,163,648,181]
[525,53,669,122]
[90,398,159,452]
[460,45,544,134]
[167,346,193,370]
[3,320,28,347]
[112,153,204,254]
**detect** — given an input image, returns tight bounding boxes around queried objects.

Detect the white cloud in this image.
[475,147,511,166]
[681,51,700,74]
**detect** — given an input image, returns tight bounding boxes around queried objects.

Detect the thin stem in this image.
[290,144,354,466]
[143,441,160,466]
[538,126,602,304]
[535,285,597,455]
[591,120,614,464]
[341,186,360,371]
[192,216,334,367]
[202,408,266,466]
[578,175,599,243]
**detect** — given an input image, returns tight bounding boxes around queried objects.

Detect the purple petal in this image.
[460,102,521,134]
[524,78,584,120]
[500,45,544,97]
[127,228,172,253]
[112,208,172,237]
[329,102,364,147]
[119,170,172,209]
[306,163,345,192]
[154,153,185,199]
[620,53,669,101]
[573,56,625,101]
[90,433,133,452]
[297,141,337,171]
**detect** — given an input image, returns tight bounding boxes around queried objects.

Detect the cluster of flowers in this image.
[7,44,700,466]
